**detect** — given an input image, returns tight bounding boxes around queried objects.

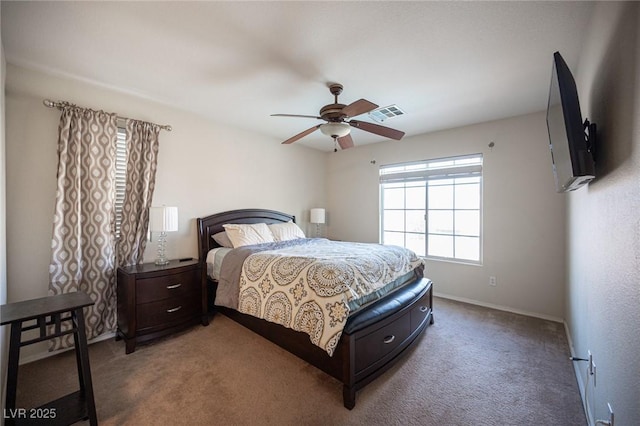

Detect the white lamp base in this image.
[154,231,170,266]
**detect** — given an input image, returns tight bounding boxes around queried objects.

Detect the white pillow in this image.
[222,223,275,248]
[268,221,305,242]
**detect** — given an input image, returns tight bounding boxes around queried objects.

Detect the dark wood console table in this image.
[0,292,98,425]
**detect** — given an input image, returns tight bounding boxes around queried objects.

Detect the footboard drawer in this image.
[354,311,411,373]
[410,291,432,331]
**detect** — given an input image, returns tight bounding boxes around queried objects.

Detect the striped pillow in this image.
[268,221,305,242]
[222,223,275,248]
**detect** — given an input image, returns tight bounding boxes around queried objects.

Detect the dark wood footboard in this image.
[341,278,433,409]
[197,209,434,408]
[212,277,433,408]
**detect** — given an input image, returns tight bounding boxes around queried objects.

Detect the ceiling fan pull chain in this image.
[334,136,338,152]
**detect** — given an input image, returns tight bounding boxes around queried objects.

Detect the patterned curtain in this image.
[49,106,118,350]
[117,120,160,266]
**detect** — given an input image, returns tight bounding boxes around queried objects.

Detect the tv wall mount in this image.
[584,119,597,162]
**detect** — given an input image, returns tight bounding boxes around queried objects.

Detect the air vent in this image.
[368,105,406,123]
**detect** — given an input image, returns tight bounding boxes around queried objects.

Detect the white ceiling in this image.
[2,1,595,151]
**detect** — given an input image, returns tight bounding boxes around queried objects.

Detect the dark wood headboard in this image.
[196,209,296,262]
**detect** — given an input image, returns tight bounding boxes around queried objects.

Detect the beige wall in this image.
[5,64,327,360]
[325,111,567,320]
[567,2,640,424]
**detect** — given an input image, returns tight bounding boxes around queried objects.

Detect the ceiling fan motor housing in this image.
[320,104,347,121]
[321,83,348,122]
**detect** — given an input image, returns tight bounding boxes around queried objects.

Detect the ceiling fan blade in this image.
[349,120,405,140]
[337,134,355,150]
[281,124,321,144]
[342,99,378,118]
[271,114,322,119]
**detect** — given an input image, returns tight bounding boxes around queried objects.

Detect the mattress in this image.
[207,238,425,355]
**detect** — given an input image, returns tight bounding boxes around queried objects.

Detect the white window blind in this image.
[114,127,127,238]
[379,155,482,183]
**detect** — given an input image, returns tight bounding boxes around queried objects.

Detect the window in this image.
[114,126,127,238]
[380,154,483,263]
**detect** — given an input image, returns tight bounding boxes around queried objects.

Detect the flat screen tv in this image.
[546,51,596,192]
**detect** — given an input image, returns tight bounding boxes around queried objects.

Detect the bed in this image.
[197,208,433,409]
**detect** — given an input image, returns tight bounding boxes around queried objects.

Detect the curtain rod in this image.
[43,99,172,132]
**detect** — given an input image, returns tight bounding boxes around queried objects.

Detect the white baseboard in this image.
[563,322,594,426]
[19,331,116,365]
[433,292,564,323]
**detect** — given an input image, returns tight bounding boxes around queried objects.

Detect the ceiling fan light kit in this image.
[272,83,405,150]
[320,122,351,138]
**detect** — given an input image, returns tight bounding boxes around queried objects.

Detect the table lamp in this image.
[149,206,178,265]
[310,208,325,238]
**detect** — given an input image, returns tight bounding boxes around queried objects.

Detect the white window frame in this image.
[379,153,483,264]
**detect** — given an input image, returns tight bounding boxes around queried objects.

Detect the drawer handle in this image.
[166,306,182,313]
[383,335,395,344]
[419,306,429,313]
[166,283,182,290]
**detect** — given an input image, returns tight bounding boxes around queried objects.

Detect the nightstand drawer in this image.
[136,269,200,304]
[136,292,200,330]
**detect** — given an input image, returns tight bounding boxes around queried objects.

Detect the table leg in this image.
[73,308,98,425]
[72,317,85,393]
[4,322,22,424]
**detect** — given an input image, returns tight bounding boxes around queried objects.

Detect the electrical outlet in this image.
[489,276,497,286]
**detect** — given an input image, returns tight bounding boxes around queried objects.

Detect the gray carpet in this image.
[15,297,586,425]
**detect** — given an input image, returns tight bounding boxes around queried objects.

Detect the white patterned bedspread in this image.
[235,238,424,356]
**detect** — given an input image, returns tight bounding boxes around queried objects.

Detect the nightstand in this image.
[116,259,208,354]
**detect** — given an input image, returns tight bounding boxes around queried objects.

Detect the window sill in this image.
[423,256,482,267]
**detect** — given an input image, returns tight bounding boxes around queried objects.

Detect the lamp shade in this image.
[149,206,178,232]
[310,208,326,224]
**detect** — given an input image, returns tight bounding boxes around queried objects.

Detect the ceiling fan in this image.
[271,83,405,150]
